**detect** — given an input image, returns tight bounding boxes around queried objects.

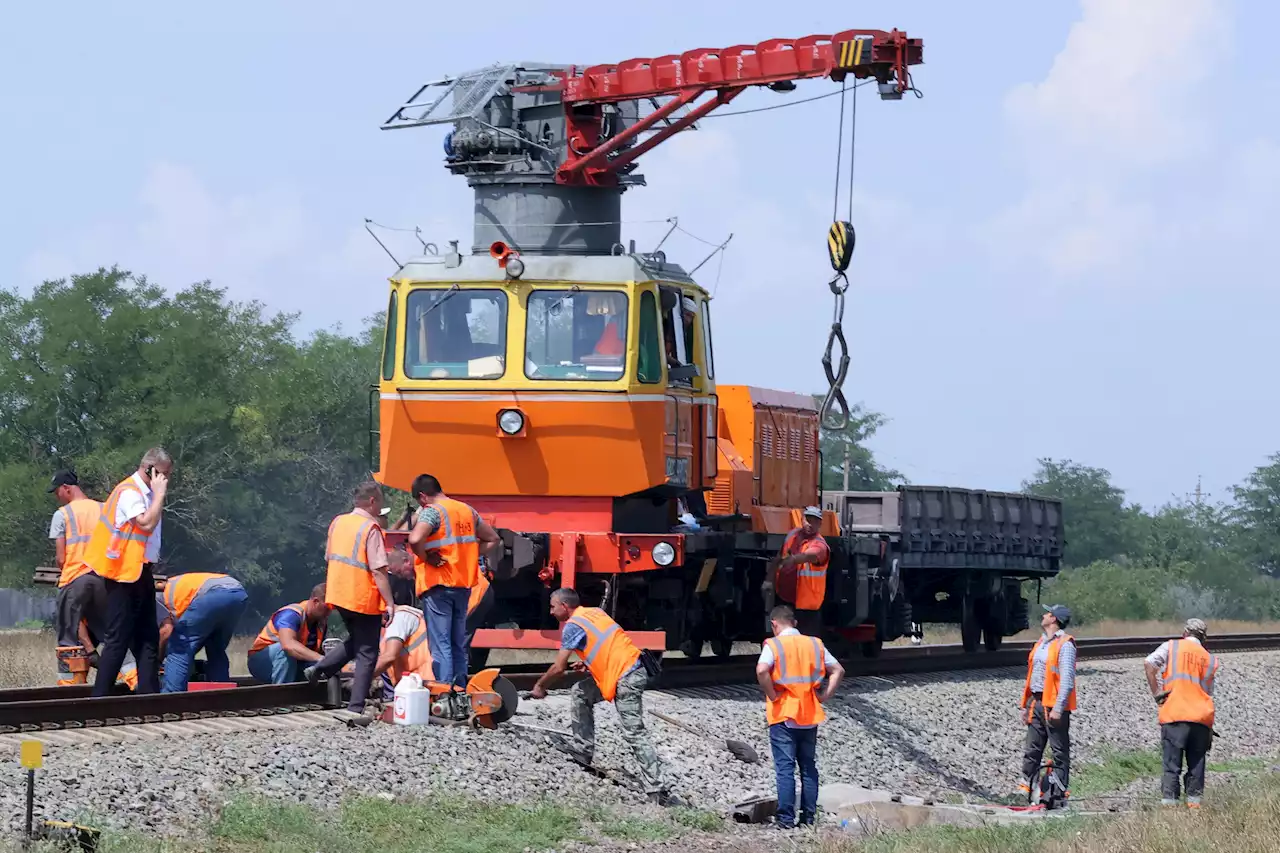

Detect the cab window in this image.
[381,291,398,381]
[526,290,628,381]
[700,299,715,380]
[637,290,662,384]
[404,287,507,380]
[661,287,698,387]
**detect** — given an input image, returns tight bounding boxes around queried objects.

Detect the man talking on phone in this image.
[83,448,172,695]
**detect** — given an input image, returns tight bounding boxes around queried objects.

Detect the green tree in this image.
[814,399,903,491]
[1232,453,1280,578]
[1022,458,1131,567]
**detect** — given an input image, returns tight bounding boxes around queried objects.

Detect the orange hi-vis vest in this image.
[593,319,624,356]
[1159,639,1218,728]
[387,606,434,683]
[57,498,103,587]
[248,602,327,656]
[468,570,490,614]
[83,478,151,583]
[325,511,386,615]
[783,530,830,611]
[765,633,829,726]
[1021,633,1078,712]
[568,607,641,702]
[415,498,482,593]
[163,573,233,620]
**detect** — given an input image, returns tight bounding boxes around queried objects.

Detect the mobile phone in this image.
[147,466,156,479]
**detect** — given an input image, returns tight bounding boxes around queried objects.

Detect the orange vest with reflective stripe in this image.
[83,478,151,583]
[326,512,385,615]
[468,571,490,614]
[248,602,327,656]
[163,572,231,620]
[57,498,103,587]
[568,607,641,702]
[416,498,482,593]
[1021,633,1078,712]
[783,530,830,611]
[387,607,434,683]
[1159,639,1217,727]
[765,633,829,726]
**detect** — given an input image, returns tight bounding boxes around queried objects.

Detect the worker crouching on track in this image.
[1019,604,1077,802]
[83,447,172,696]
[159,572,249,692]
[307,481,397,714]
[407,474,500,688]
[371,555,434,686]
[1145,618,1220,808]
[756,604,845,829]
[47,468,105,685]
[246,584,331,684]
[768,507,829,636]
[529,588,683,807]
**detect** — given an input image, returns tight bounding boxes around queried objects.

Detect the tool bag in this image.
[639,649,663,680]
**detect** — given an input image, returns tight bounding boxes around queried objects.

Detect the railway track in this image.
[2,633,1277,733]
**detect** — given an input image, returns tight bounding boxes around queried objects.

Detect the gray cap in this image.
[1184,617,1208,638]
[803,506,823,520]
[1043,603,1071,626]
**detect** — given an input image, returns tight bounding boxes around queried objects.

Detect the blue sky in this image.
[2,1,1276,508]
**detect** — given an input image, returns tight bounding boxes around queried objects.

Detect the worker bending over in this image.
[766,506,829,636]
[1019,604,1077,802]
[158,572,249,691]
[408,474,500,688]
[83,448,172,696]
[756,604,844,829]
[1145,618,1219,808]
[47,469,105,685]
[308,481,396,714]
[372,555,434,686]
[529,588,682,807]
[247,584,331,684]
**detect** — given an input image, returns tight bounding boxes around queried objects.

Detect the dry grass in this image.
[890,619,1280,648]
[0,630,254,689]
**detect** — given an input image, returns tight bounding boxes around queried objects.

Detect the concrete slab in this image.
[820,785,1046,832]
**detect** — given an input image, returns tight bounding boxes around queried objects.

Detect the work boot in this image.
[303,665,320,684]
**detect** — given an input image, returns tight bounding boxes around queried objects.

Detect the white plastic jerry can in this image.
[393,673,431,725]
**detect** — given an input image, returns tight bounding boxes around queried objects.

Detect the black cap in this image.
[48,469,78,493]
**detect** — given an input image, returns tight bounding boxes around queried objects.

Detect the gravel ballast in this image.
[4,649,1278,837]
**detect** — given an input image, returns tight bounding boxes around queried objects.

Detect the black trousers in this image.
[1162,721,1213,801]
[1021,696,1071,790]
[93,565,160,696]
[314,607,382,713]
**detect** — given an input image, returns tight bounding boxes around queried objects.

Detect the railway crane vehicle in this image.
[370,27,1064,661]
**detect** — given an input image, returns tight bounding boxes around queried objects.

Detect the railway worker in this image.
[769,507,830,637]
[1018,604,1077,802]
[371,567,433,687]
[246,584,331,684]
[83,447,173,696]
[47,469,106,685]
[528,588,683,808]
[1145,618,1219,808]
[158,572,249,691]
[306,480,398,715]
[407,473,501,688]
[756,604,845,830]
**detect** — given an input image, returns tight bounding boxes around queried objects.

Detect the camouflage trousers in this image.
[570,664,666,794]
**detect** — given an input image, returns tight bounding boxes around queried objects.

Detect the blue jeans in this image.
[770,723,819,828]
[422,586,469,687]
[162,585,249,693]
[247,642,300,684]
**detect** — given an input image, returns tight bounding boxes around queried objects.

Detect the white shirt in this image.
[383,606,423,644]
[115,472,162,563]
[757,627,839,729]
[1146,636,1216,697]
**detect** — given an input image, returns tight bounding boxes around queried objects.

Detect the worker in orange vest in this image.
[47,469,106,685]
[247,584,332,684]
[1145,618,1219,808]
[766,507,830,636]
[407,473,501,688]
[529,588,682,807]
[1019,604,1077,802]
[82,447,172,696]
[756,604,845,829]
[372,566,434,687]
[307,481,397,714]
[158,571,249,691]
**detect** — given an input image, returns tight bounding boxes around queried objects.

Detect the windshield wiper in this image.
[423,284,461,316]
[546,285,582,316]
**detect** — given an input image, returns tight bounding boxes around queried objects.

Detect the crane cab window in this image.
[404,287,507,380]
[660,287,699,387]
[526,290,628,381]
[637,290,662,384]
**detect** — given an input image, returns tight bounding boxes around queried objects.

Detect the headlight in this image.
[651,542,676,567]
[498,409,525,435]
[505,257,525,279]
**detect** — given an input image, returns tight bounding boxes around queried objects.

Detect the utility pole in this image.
[842,451,850,491]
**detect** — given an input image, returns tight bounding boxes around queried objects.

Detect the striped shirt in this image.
[1029,629,1077,713]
